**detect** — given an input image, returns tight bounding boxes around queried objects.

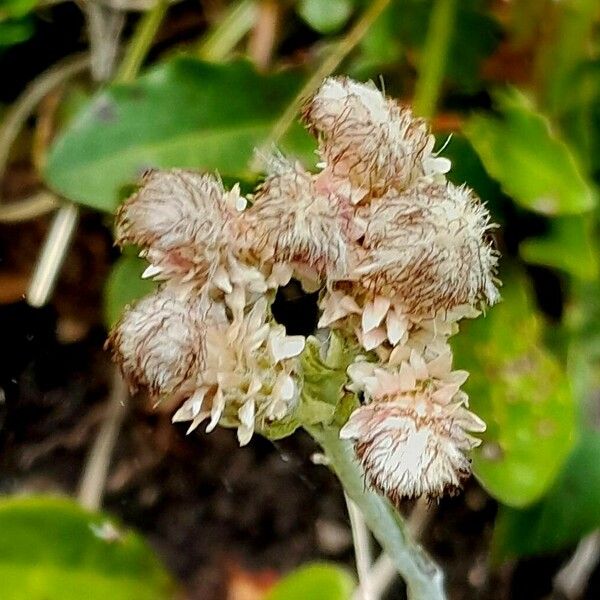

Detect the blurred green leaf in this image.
[558,60,600,176]
[265,563,355,600]
[0,0,37,48]
[0,0,37,20]
[453,271,576,507]
[44,58,315,212]
[465,91,597,215]
[103,254,156,328]
[0,18,33,47]
[297,0,354,34]
[397,0,500,93]
[0,496,174,600]
[441,134,504,221]
[492,431,600,561]
[520,216,599,280]
[355,2,402,68]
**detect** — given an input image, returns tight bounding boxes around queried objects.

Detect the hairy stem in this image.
[413,0,457,118]
[306,424,446,600]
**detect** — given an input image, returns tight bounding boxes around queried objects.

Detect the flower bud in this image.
[241,157,348,281]
[116,169,244,283]
[341,352,485,501]
[356,181,499,316]
[107,287,206,398]
[303,77,450,199]
[340,399,485,503]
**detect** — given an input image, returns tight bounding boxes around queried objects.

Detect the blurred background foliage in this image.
[2,0,600,597]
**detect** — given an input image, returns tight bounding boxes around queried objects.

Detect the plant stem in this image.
[115,0,168,83]
[77,369,128,510]
[413,0,457,118]
[197,0,257,61]
[345,493,374,600]
[306,423,446,600]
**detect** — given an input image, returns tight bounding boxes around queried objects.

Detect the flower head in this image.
[340,400,484,503]
[341,351,485,502]
[303,77,450,200]
[241,156,349,283]
[355,181,499,316]
[107,75,499,503]
[107,287,206,398]
[116,169,245,284]
[172,297,305,445]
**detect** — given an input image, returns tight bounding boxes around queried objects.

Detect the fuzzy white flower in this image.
[355,181,499,317]
[241,156,349,284]
[341,351,485,502]
[172,297,305,445]
[303,77,450,200]
[106,75,499,503]
[116,169,245,284]
[107,287,206,398]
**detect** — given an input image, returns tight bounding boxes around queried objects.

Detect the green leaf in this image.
[297,0,354,34]
[452,271,576,507]
[520,215,599,281]
[492,431,600,561]
[103,254,156,328]
[0,0,38,20]
[44,58,315,212]
[0,18,33,46]
[397,0,500,93]
[265,563,355,600]
[0,496,174,600]
[464,91,597,216]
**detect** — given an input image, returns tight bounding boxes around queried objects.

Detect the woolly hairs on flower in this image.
[108,76,499,504]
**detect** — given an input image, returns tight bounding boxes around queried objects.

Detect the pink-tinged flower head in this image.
[340,400,485,503]
[355,181,499,317]
[115,169,245,284]
[341,351,485,502]
[303,77,450,200]
[241,156,348,283]
[172,297,305,445]
[107,287,206,398]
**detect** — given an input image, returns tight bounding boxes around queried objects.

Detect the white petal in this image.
[426,352,453,379]
[237,423,253,446]
[432,384,460,404]
[398,361,416,392]
[409,350,428,380]
[239,399,255,427]
[386,309,407,345]
[141,264,162,279]
[389,344,411,365]
[273,373,295,402]
[268,332,305,362]
[172,388,207,422]
[362,296,391,333]
[206,387,225,432]
[362,327,387,351]
[447,370,469,386]
[186,412,209,434]
[213,265,233,293]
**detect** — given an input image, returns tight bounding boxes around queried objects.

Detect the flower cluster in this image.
[108,76,499,503]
